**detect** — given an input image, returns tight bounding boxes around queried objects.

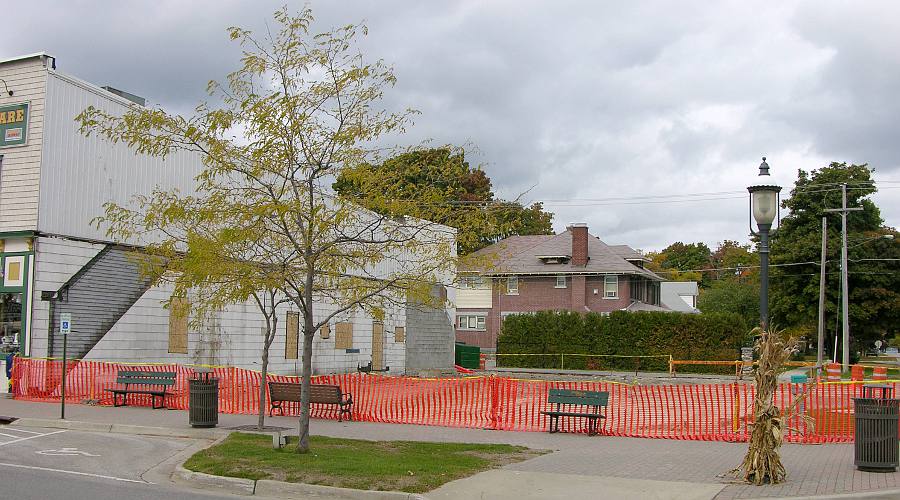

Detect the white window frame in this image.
[506,276,519,295]
[459,276,485,289]
[457,314,487,331]
[604,275,618,299]
[555,275,566,288]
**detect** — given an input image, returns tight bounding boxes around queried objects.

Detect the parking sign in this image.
[60,313,72,336]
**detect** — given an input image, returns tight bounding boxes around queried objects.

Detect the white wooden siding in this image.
[455,286,492,309]
[38,72,202,241]
[0,57,49,231]
[29,236,105,357]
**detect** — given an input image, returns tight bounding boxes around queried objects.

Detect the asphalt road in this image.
[0,425,253,499]
[0,465,244,500]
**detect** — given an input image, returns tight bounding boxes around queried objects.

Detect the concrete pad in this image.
[11,417,228,439]
[426,469,724,500]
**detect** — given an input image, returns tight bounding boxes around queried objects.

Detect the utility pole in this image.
[824,184,862,373]
[817,216,826,376]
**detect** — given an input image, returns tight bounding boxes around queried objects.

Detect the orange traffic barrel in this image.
[872,366,888,381]
[851,365,865,381]
[825,363,842,382]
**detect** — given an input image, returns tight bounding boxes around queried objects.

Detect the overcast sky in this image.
[6,1,900,251]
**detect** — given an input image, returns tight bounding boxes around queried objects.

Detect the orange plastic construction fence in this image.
[10,358,896,444]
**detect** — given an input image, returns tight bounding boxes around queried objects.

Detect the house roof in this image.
[466,230,663,280]
[624,300,672,312]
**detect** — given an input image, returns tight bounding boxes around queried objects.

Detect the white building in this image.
[0,53,455,375]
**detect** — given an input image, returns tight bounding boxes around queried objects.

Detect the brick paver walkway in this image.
[2,398,897,498]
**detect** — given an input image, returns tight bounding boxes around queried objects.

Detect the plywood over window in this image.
[285,311,299,359]
[394,326,405,343]
[335,322,353,349]
[167,296,189,354]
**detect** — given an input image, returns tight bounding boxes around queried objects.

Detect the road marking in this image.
[0,432,24,439]
[0,429,66,447]
[0,462,149,484]
[37,447,100,457]
[3,428,43,435]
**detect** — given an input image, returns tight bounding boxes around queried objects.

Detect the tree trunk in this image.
[258,344,269,430]
[297,321,314,453]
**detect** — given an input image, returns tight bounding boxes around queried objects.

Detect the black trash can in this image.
[854,385,899,472]
[189,369,219,428]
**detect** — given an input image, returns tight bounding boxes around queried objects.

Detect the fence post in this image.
[732,383,740,433]
[560,354,565,370]
[489,375,500,430]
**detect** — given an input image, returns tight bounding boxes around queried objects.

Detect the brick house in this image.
[454,223,666,349]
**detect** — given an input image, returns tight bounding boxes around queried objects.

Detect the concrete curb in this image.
[10,417,230,440]
[255,480,426,499]
[173,466,255,496]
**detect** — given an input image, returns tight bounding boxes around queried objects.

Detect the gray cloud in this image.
[5,0,899,251]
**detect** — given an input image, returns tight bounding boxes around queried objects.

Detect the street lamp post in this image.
[748,157,782,330]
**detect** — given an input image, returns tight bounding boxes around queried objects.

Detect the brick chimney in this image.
[569,223,589,266]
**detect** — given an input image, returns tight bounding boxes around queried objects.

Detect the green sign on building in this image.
[0,102,28,148]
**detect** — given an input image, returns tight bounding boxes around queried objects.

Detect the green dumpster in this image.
[455,342,481,369]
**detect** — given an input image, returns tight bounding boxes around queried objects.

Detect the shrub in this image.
[497,310,750,373]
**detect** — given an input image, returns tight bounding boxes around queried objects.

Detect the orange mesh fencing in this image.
[10,358,895,443]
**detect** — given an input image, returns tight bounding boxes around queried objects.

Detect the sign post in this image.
[60,313,71,419]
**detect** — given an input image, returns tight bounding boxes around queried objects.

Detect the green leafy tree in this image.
[710,240,759,282]
[80,8,456,452]
[646,242,711,284]
[770,162,900,356]
[334,147,554,254]
[698,280,760,331]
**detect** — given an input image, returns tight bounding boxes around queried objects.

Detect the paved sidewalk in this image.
[1,398,898,499]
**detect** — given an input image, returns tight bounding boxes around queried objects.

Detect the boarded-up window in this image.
[335,322,353,349]
[285,311,299,359]
[394,326,405,343]
[320,324,330,339]
[167,297,189,354]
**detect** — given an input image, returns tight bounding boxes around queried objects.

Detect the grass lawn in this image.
[184,432,546,493]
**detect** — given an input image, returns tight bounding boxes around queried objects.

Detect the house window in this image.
[506,276,518,295]
[555,275,566,288]
[167,296,189,354]
[285,311,299,359]
[457,315,487,331]
[460,276,485,289]
[335,322,353,349]
[604,275,618,298]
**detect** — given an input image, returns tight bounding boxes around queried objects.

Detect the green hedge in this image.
[497,311,751,373]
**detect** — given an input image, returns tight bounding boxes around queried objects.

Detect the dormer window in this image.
[537,255,571,265]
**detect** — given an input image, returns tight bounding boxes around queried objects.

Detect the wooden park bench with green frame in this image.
[540,388,609,436]
[104,370,177,409]
[267,381,353,421]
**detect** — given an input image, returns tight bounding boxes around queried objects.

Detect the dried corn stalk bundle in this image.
[734,327,812,485]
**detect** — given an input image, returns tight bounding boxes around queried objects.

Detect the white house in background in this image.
[660,281,700,313]
[0,52,455,375]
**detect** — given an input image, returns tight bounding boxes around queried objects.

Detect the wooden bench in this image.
[104,370,176,409]
[268,381,353,421]
[540,388,608,436]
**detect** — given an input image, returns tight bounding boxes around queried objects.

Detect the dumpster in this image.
[455,342,481,370]
[189,368,219,428]
[854,385,898,472]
